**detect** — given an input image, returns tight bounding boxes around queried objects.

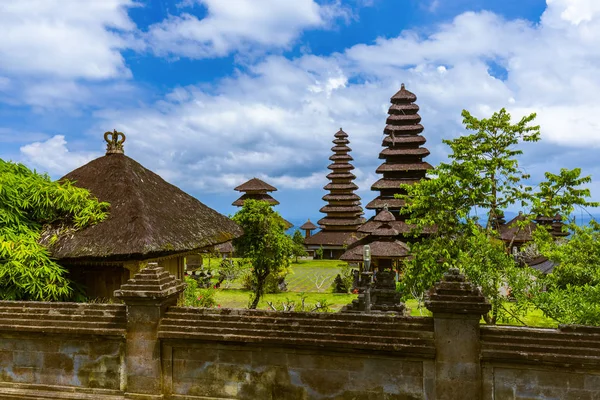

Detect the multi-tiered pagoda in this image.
[305,129,365,259]
[368,83,432,215]
[232,178,279,206]
[232,177,293,229]
[359,84,433,235]
[340,84,432,270]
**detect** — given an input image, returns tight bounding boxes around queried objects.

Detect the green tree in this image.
[232,199,294,309]
[291,229,307,262]
[530,221,600,325]
[315,246,324,260]
[0,160,108,301]
[399,108,596,324]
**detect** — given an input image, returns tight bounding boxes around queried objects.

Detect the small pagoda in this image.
[359,84,433,236]
[340,206,410,268]
[300,219,317,238]
[232,178,279,207]
[305,128,365,259]
[232,177,292,229]
[340,207,409,314]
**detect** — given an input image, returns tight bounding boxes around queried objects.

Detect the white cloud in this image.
[9,0,600,207]
[20,135,100,176]
[0,0,138,80]
[549,0,600,25]
[146,0,349,58]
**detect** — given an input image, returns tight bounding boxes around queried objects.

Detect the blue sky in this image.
[1,0,600,228]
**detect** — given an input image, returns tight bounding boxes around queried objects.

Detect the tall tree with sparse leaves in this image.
[0,159,109,301]
[232,199,294,309]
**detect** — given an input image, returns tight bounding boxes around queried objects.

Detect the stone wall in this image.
[0,301,126,399]
[0,266,599,400]
[159,308,435,399]
[481,324,600,399]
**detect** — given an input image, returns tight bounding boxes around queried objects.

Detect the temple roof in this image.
[391,84,417,102]
[234,178,277,192]
[42,131,243,261]
[374,208,395,222]
[339,238,410,261]
[498,214,538,244]
[309,128,364,246]
[232,193,279,207]
[348,85,433,253]
[340,207,411,261]
[365,197,406,210]
[334,128,348,138]
[527,256,557,274]
[304,230,364,247]
[365,83,431,215]
[300,220,318,230]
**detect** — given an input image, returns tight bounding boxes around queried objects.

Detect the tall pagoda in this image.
[341,84,432,271]
[358,84,433,236]
[305,128,365,259]
[367,83,432,218]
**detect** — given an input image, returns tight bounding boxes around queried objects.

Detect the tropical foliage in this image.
[398,108,598,324]
[232,199,294,309]
[0,159,108,301]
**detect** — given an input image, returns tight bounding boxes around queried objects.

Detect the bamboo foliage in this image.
[0,159,109,301]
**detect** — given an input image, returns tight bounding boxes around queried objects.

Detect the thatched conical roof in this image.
[231,177,293,228]
[232,178,280,207]
[340,207,410,262]
[234,178,277,193]
[300,220,317,231]
[42,132,243,262]
[498,213,538,244]
[339,238,410,262]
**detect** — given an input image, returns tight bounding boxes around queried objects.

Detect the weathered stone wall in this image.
[0,301,126,399]
[481,324,600,399]
[159,308,435,399]
[0,266,599,400]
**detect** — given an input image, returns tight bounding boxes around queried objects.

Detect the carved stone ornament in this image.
[104,129,126,154]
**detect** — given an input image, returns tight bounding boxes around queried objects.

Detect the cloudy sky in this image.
[1,0,599,225]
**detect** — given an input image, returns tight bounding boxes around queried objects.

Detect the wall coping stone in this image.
[114,263,185,301]
[0,301,126,336]
[425,268,491,316]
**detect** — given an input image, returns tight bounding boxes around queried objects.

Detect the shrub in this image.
[182,276,217,308]
[332,274,348,293]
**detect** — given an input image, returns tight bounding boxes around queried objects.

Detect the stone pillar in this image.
[425,268,491,400]
[114,263,185,400]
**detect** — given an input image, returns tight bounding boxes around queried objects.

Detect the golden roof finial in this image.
[104,129,126,155]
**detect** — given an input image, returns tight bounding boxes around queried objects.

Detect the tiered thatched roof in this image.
[498,213,538,245]
[305,129,365,247]
[232,177,292,229]
[340,207,410,262]
[366,84,432,216]
[42,131,243,262]
[232,178,279,206]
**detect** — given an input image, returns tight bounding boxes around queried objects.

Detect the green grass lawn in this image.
[214,289,355,311]
[198,258,558,327]
[286,259,346,292]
